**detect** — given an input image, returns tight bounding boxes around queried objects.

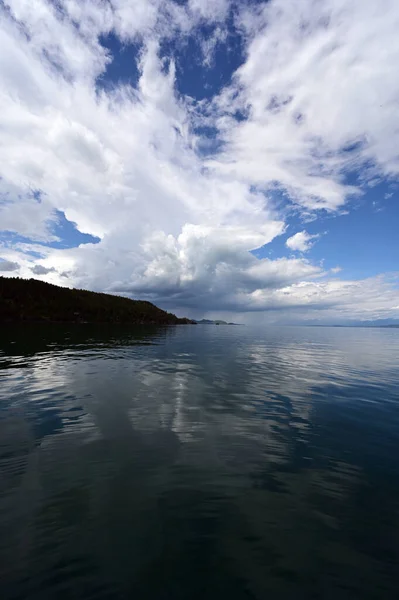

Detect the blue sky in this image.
[0,0,398,323]
[260,181,399,279]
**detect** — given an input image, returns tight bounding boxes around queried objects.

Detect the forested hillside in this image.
[0,277,194,325]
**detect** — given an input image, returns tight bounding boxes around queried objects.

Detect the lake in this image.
[1,324,399,599]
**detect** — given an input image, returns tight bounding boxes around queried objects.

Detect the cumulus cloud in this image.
[110,224,321,310]
[286,230,319,253]
[0,0,398,321]
[0,259,19,272]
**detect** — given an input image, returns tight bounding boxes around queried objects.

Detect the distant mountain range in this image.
[303,318,399,328]
[334,319,399,328]
[0,277,195,325]
[193,319,241,325]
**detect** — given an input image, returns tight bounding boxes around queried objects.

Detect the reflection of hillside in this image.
[0,322,173,359]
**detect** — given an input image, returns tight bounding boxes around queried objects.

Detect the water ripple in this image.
[1,324,399,598]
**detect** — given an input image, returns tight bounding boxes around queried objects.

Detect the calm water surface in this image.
[1,324,399,599]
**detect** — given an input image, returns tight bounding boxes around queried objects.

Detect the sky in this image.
[0,0,398,324]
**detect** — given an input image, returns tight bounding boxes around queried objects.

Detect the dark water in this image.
[1,324,399,599]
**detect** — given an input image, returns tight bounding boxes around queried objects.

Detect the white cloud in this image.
[209,0,399,210]
[0,0,398,322]
[209,274,399,324]
[107,223,318,308]
[200,26,228,68]
[286,230,319,253]
[258,276,399,320]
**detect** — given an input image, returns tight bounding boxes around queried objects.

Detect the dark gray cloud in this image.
[31,265,56,275]
[0,259,19,272]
